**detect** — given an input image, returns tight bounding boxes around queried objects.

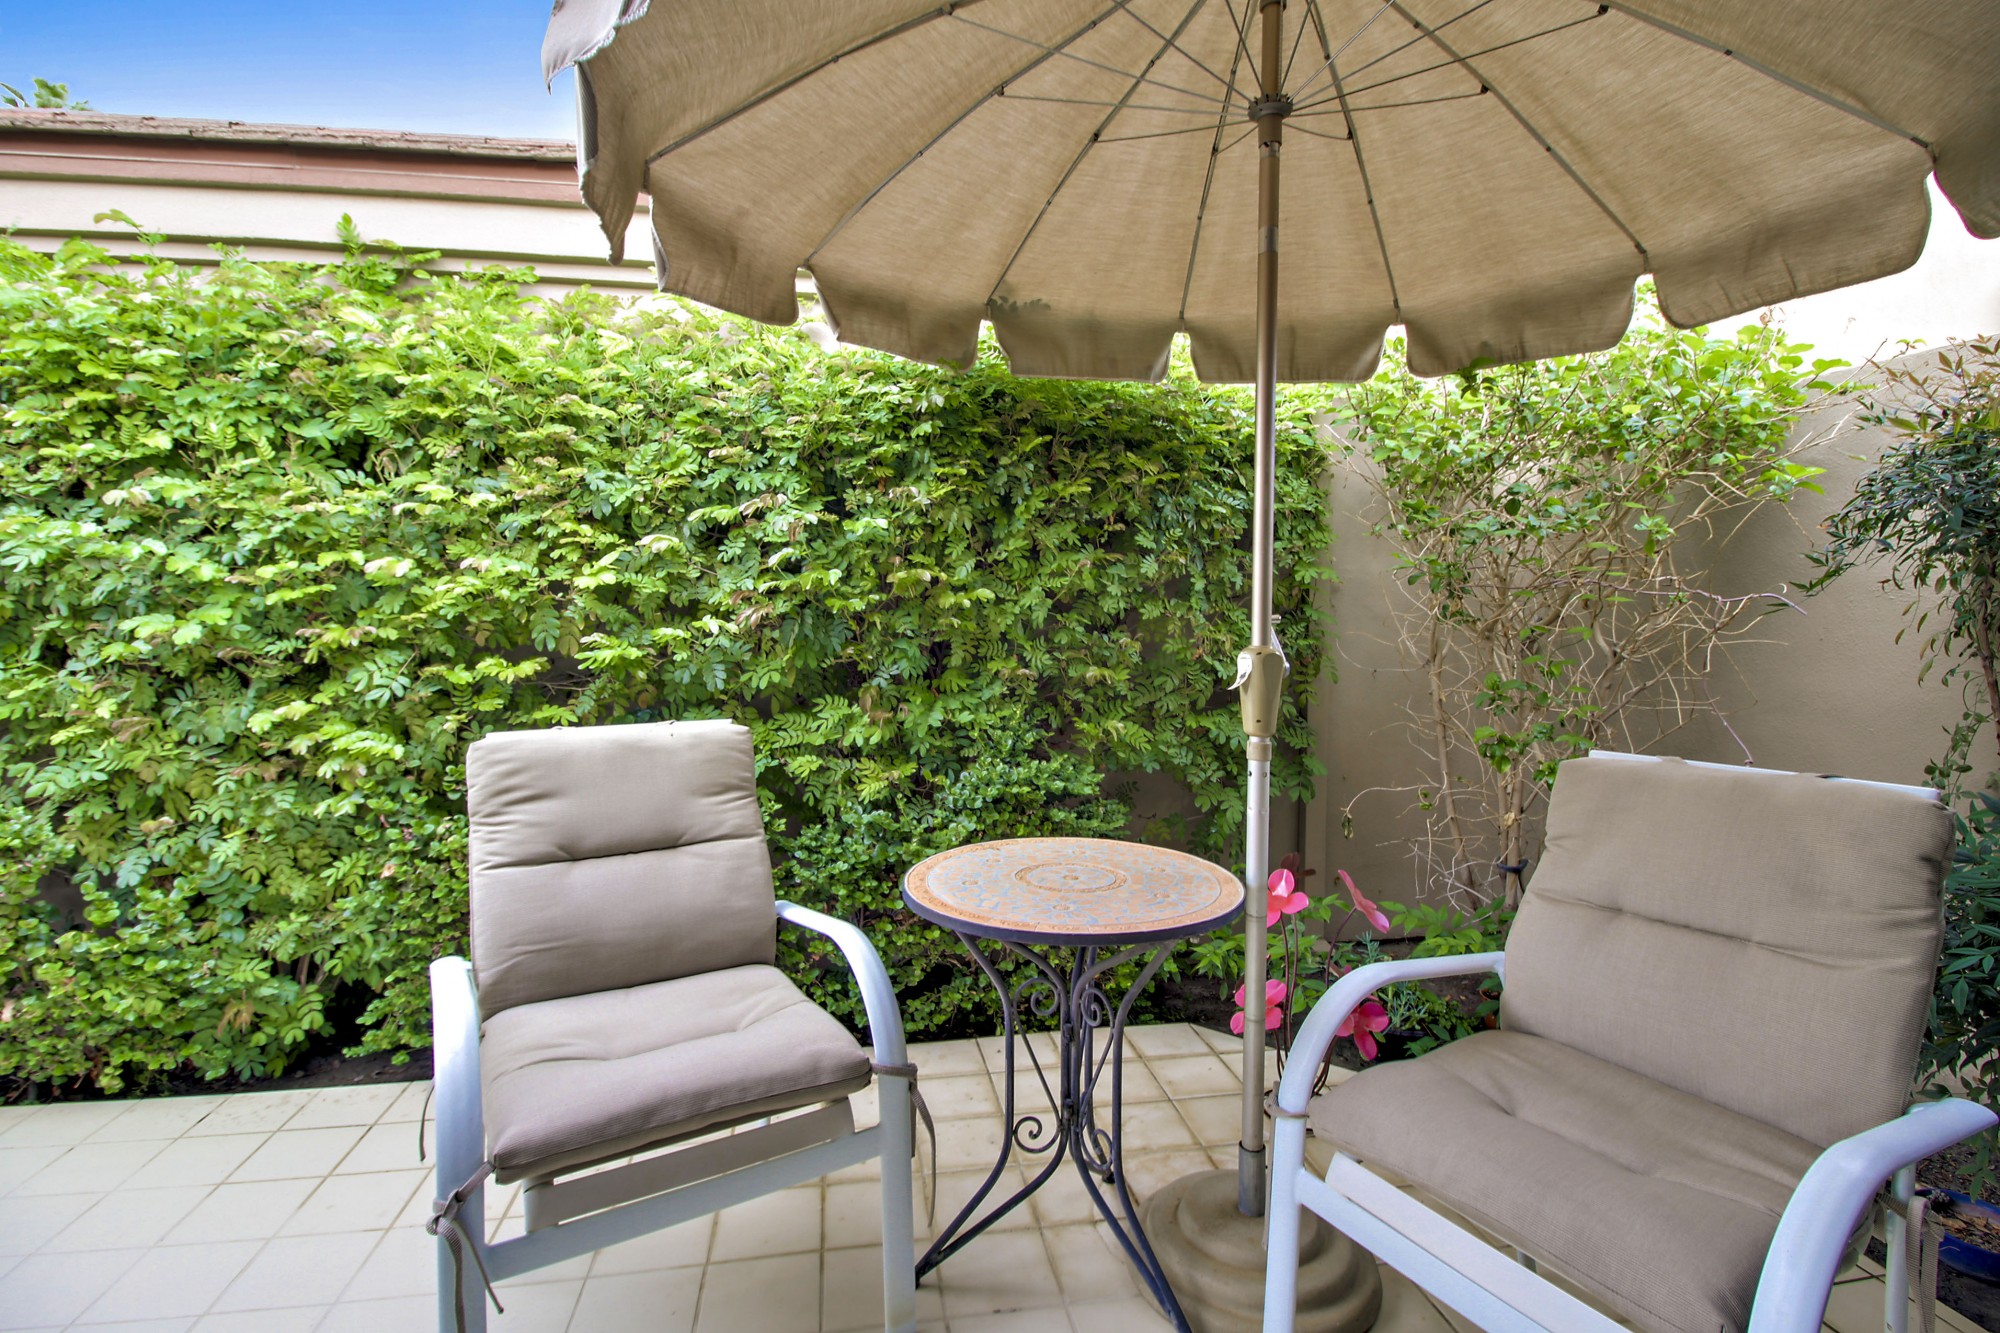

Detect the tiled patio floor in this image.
[0,1022,1978,1332]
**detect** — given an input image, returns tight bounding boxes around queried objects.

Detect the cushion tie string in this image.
[872,1060,937,1225]
[1877,1186,1945,1333]
[428,1160,504,1333]
[417,1081,435,1163]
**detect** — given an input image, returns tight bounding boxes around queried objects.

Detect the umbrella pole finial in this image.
[1237,0,1291,1224]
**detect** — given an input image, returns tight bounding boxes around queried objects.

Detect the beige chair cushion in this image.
[1310,1030,1824,1333]
[482,964,871,1183]
[467,719,778,1017]
[1502,755,1951,1146]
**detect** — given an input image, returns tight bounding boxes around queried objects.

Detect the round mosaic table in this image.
[903,837,1244,1331]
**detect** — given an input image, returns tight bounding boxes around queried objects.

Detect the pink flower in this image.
[1229,979,1288,1035]
[1335,998,1392,1061]
[1266,867,1309,927]
[1336,869,1391,934]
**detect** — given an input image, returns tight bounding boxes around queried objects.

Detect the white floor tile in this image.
[0,1192,96,1256]
[162,1178,317,1245]
[284,1086,401,1133]
[693,1252,819,1333]
[588,1215,713,1275]
[1145,1056,1240,1099]
[125,1135,269,1190]
[567,1267,702,1333]
[0,1147,66,1197]
[182,1093,311,1138]
[314,1295,433,1333]
[377,1080,433,1126]
[0,1104,127,1148]
[43,1186,212,1253]
[190,1307,320,1331]
[78,1239,261,1322]
[933,1229,1061,1319]
[227,1127,365,1183]
[210,1231,377,1312]
[0,1247,145,1329]
[338,1224,436,1301]
[15,1140,168,1197]
[278,1169,427,1236]
[85,1098,227,1144]
[331,1123,421,1176]
[489,1277,583,1331]
[709,1186,822,1261]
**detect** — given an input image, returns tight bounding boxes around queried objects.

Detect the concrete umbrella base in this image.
[1141,1168,1383,1332]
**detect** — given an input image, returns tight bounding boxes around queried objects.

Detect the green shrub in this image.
[0,229,1328,1092]
[1934,792,2000,1193]
[773,745,1130,1035]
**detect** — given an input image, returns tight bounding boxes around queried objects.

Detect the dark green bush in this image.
[0,230,1328,1091]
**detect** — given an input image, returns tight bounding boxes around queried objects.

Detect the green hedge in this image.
[0,231,1329,1091]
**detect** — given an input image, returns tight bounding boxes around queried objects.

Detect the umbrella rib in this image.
[1115,2,1241,96]
[1217,0,1266,94]
[948,10,1232,109]
[642,1,990,166]
[1290,0,1492,105]
[1174,0,1253,325]
[998,94,1227,115]
[1384,0,1650,260]
[1292,7,1613,112]
[1285,120,1352,142]
[1290,86,1491,115]
[1287,0,1406,106]
[801,0,1152,265]
[985,0,1218,307]
[1305,0,1406,319]
[1598,1,1930,150]
[1100,120,1260,145]
[1278,0,1316,91]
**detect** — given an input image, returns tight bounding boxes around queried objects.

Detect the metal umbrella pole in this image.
[1231,0,1292,1221]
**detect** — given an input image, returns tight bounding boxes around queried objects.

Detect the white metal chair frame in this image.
[430,900,918,1333]
[1263,753,2000,1333]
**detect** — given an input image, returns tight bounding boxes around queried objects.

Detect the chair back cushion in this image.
[1500,754,1951,1146]
[467,719,775,1017]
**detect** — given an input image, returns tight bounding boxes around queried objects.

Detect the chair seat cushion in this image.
[1308,1029,1824,1333]
[482,964,872,1183]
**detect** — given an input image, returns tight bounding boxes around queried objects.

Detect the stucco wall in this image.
[1302,350,1995,909]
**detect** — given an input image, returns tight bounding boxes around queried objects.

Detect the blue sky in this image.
[3,1,576,140]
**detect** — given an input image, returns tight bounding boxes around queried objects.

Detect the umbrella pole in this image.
[1235,0,1291,1222]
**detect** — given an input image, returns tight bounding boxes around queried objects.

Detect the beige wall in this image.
[1,176,654,294]
[1302,354,1990,910]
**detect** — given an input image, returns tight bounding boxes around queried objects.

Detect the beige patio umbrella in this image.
[539,0,1999,1316]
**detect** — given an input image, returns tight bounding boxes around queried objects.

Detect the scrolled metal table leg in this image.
[918,934,1194,1331]
[1066,941,1191,1331]
[915,934,1067,1280]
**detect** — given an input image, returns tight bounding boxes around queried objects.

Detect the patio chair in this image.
[1263,751,1999,1333]
[427,719,917,1333]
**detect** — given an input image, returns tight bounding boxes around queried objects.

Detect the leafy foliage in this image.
[1324,304,1838,908]
[1930,792,2000,1193]
[0,78,89,110]
[1809,338,2000,783]
[0,230,1329,1092]
[1809,339,2000,1183]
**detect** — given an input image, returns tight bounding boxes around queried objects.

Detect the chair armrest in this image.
[1274,952,1506,1119]
[775,901,907,1066]
[1749,1097,1999,1332]
[428,956,486,1185]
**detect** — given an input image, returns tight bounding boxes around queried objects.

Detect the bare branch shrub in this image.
[1324,302,1848,911]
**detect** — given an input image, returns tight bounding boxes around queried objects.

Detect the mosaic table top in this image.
[902,837,1244,945]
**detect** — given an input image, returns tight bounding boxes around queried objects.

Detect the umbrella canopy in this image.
[546,0,1999,384]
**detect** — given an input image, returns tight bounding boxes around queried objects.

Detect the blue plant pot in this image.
[1937,1190,2000,1281]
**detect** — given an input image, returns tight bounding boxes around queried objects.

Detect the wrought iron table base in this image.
[915,932,1190,1331]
